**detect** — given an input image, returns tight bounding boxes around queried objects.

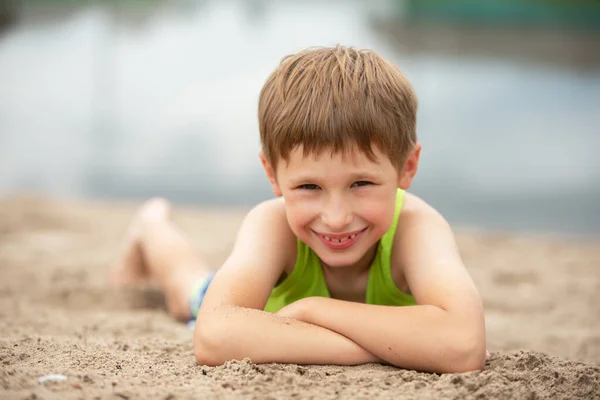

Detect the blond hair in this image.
[258,45,418,172]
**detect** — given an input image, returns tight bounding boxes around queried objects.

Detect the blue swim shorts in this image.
[188,271,216,324]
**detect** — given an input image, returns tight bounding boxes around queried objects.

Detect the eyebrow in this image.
[288,172,381,186]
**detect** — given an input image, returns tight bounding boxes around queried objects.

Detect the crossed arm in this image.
[194,197,486,373]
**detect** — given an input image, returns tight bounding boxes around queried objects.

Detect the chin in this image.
[312,247,365,268]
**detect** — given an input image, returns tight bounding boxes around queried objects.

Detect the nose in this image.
[321,195,353,232]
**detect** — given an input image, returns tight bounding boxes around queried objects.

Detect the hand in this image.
[275,297,315,322]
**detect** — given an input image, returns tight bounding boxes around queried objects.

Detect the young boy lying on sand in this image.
[111,45,487,373]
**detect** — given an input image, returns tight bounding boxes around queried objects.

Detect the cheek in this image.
[284,197,319,231]
[357,196,396,228]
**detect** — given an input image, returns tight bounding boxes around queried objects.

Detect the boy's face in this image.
[261,144,419,269]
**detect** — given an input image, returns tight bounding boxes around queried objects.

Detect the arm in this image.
[279,195,486,373]
[196,304,380,366]
[194,199,380,366]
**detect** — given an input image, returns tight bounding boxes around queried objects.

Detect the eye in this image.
[351,181,373,188]
[297,184,320,190]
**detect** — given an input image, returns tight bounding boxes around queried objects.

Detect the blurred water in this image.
[0,1,599,235]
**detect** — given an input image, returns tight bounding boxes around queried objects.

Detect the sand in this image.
[0,196,599,399]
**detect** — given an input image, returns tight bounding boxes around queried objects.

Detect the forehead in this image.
[288,144,383,164]
[277,145,395,179]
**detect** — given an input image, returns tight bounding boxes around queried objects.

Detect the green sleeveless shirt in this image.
[264,189,416,313]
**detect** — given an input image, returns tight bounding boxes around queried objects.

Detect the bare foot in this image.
[110,198,171,286]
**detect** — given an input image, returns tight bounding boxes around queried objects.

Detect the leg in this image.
[111,198,212,321]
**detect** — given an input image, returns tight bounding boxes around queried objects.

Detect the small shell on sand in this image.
[38,374,67,384]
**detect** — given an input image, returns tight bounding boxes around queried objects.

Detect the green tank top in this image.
[264,188,416,313]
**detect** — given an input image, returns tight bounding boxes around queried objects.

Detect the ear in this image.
[398,142,421,190]
[259,152,283,197]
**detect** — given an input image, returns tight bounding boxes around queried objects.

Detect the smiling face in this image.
[261,144,419,269]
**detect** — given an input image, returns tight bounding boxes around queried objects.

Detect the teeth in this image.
[323,233,357,243]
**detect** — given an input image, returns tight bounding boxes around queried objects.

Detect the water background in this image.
[1,1,599,235]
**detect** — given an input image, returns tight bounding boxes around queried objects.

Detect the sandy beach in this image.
[0,196,599,399]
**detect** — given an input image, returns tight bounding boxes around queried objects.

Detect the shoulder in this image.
[201,197,298,312]
[395,191,453,249]
[390,192,452,285]
[402,191,440,216]
[248,196,288,221]
[396,192,451,238]
[241,197,297,272]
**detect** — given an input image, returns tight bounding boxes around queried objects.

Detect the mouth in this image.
[314,227,367,250]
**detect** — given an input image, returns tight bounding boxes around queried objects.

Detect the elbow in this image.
[446,337,486,373]
[451,349,486,373]
[443,311,487,373]
[194,338,220,367]
[193,315,227,366]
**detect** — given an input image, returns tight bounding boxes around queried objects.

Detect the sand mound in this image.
[0,196,598,399]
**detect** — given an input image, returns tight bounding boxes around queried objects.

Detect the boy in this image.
[111,45,487,373]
